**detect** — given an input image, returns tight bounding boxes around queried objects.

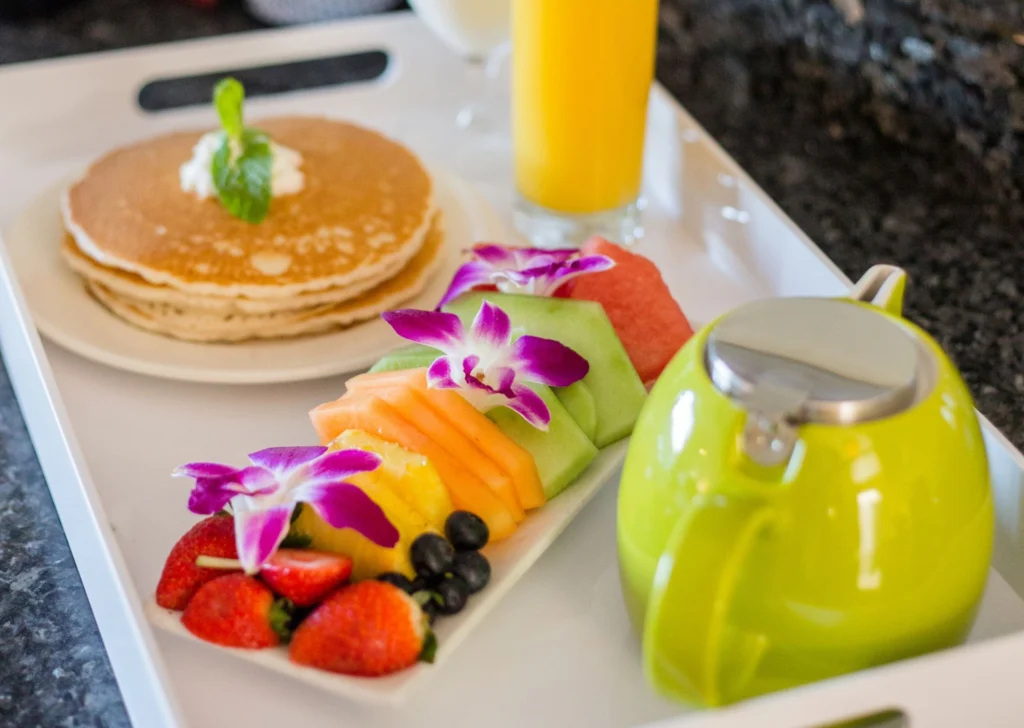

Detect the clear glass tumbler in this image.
[512,0,659,248]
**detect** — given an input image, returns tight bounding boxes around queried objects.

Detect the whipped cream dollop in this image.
[179,131,305,200]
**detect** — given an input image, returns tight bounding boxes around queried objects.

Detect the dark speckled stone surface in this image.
[0,362,131,727]
[656,0,1024,440]
[2,0,1024,725]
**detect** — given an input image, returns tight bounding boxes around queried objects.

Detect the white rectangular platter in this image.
[3,12,1024,728]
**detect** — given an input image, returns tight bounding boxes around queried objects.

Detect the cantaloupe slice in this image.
[310,395,518,541]
[346,368,547,510]
[330,429,453,533]
[341,385,524,522]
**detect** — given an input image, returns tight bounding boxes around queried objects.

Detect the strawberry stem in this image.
[419,630,438,664]
[269,599,295,642]
[195,555,243,570]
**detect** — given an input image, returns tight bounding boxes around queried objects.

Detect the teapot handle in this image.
[643,494,776,707]
[847,264,907,316]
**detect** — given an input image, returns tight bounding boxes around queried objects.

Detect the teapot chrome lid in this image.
[706,297,933,429]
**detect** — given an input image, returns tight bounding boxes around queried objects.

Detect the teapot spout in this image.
[848,265,907,316]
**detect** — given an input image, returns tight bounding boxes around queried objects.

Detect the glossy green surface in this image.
[618,298,993,707]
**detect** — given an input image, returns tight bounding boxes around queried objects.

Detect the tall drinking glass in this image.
[512,0,659,248]
[408,0,511,131]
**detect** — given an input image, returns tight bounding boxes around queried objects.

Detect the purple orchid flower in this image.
[174,446,398,574]
[435,244,615,309]
[381,301,589,430]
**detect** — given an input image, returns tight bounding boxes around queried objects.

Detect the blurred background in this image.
[0,0,410,58]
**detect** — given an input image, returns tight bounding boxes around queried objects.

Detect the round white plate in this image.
[5,169,504,384]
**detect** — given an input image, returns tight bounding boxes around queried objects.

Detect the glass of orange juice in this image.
[512,0,659,248]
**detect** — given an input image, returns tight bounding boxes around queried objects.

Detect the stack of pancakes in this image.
[60,117,443,343]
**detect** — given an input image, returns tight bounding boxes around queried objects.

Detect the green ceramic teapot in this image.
[617,265,993,707]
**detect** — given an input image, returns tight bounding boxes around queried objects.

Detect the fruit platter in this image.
[146,234,695,702]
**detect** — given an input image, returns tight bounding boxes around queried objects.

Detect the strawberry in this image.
[290,581,435,676]
[259,549,353,608]
[182,573,292,649]
[156,515,238,610]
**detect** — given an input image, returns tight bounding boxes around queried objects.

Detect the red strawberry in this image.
[290,581,434,676]
[182,574,292,649]
[259,549,353,608]
[156,515,238,610]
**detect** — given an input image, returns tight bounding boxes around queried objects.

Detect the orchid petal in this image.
[382,309,465,351]
[234,502,293,574]
[471,244,521,266]
[527,247,580,260]
[427,356,460,389]
[187,478,243,515]
[436,244,612,304]
[292,481,399,548]
[461,356,489,394]
[248,446,327,477]
[173,462,239,479]
[462,356,515,396]
[185,466,277,515]
[568,254,616,275]
[543,254,616,293]
[512,335,590,387]
[492,366,516,396]
[500,263,559,287]
[504,383,552,430]
[462,371,490,393]
[470,300,512,349]
[299,448,381,486]
[435,260,494,310]
[499,254,616,297]
[234,466,280,494]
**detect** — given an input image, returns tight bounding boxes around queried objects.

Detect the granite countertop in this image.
[2,0,1024,725]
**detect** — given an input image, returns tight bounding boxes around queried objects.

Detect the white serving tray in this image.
[3,12,1024,728]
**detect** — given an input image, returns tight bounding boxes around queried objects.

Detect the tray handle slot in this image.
[137,50,390,112]
[807,708,908,728]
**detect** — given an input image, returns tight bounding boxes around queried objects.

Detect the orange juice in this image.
[513,0,659,215]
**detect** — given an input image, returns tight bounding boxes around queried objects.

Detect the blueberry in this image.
[410,533,454,581]
[445,511,489,551]
[377,572,415,594]
[451,550,490,594]
[434,576,470,615]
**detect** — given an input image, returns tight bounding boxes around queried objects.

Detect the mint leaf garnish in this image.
[213,77,245,142]
[212,129,272,224]
[209,79,273,224]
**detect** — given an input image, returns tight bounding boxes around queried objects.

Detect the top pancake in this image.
[62,117,434,299]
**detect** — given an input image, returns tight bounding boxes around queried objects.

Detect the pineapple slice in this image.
[290,429,454,580]
[292,468,429,580]
[331,429,453,533]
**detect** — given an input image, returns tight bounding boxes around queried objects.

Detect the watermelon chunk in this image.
[568,237,694,386]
